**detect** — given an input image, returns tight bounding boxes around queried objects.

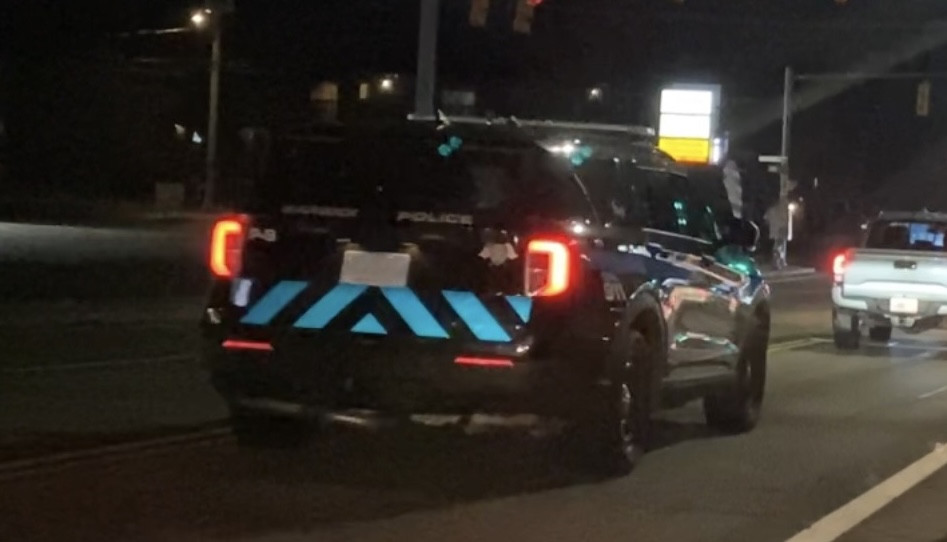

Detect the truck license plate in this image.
[340,251,410,287]
[890,297,919,314]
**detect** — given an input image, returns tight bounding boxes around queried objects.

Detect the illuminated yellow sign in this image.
[658,137,711,164]
[658,86,720,165]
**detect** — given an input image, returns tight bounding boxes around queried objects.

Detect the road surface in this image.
[0,222,208,300]
[3,324,947,541]
[6,225,934,542]
[4,274,946,541]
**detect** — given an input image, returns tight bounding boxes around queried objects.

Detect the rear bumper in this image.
[832,285,947,327]
[202,336,603,417]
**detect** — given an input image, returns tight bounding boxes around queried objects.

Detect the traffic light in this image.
[470,0,489,28]
[513,0,540,34]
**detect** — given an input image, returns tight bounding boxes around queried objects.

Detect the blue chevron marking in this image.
[240,281,308,325]
[351,313,387,335]
[442,290,511,343]
[294,283,367,329]
[380,287,449,339]
[504,295,533,324]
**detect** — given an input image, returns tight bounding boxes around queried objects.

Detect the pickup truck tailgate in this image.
[843,249,947,301]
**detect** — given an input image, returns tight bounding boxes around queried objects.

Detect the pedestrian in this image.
[765,196,789,270]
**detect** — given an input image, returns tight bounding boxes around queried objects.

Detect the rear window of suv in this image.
[250,134,594,222]
[866,220,947,251]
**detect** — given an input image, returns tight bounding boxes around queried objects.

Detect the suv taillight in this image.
[525,239,571,297]
[210,217,246,278]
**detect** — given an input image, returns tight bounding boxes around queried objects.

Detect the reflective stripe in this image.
[505,295,533,324]
[351,313,387,335]
[381,287,449,339]
[443,290,511,343]
[294,284,367,329]
[246,282,521,341]
[240,281,308,325]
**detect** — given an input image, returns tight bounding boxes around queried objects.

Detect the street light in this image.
[190,9,211,28]
[191,7,223,210]
[788,201,799,241]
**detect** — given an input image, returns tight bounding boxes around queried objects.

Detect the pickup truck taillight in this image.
[210,216,247,278]
[525,238,572,297]
[832,249,852,283]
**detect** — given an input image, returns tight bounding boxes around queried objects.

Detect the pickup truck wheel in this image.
[230,407,316,448]
[868,325,892,342]
[832,309,860,350]
[704,324,767,434]
[575,329,652,477]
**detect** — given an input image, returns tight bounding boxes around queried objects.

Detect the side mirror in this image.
[722,218,760,252]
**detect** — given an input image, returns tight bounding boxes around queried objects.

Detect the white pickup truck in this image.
[832,211,947,349]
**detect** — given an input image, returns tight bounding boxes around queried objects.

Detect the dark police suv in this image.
[201,117,770,474]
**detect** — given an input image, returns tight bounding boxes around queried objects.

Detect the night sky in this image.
[6,0,947,90]
[5,1,947,209]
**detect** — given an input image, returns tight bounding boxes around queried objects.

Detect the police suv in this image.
[201,117,771,474]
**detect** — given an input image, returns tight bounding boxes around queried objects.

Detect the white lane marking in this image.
[885,341,947,353]
[1,353,193,375]
[784,443,947,542]
[919,384,947,400]
[0,428,230,481]
[769,337,831,353]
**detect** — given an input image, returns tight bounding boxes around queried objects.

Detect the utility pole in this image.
[777,67,947,196]
[414,0,440,118]
[775,66,947,265]
[779,66,793,199]
[203,22,222,210]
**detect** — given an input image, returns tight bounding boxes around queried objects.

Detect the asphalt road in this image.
[0,222,207,264]
[6,274,947,541]
[5,223,921,542]
[3,321,947,541]
[0,222,208,300]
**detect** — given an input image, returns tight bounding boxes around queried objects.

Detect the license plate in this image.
[890,297,919,314]
[340,251,410,287]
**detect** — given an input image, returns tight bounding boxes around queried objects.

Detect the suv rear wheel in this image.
[230,407,316,448]
[704,322,767,433]
[576,328,652,476]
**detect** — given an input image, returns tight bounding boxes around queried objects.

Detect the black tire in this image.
[704,322,767,434]
[230,408,316,448]
[575,329,653,477]
[832,310,860,350]
[868,325,892,343]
